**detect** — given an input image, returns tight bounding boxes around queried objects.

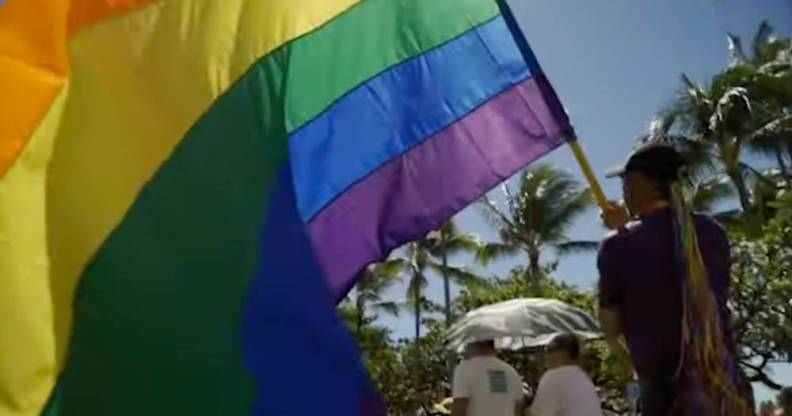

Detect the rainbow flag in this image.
[0,1,571,415]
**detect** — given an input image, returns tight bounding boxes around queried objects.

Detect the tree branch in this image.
[482,195,516,230]
[739,346,785,390]
[743,362,784,390]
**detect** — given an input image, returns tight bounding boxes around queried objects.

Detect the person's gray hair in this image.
[547,333,581,360]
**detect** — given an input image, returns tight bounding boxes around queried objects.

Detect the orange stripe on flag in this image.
[0,0,157,177]
[0,0,69,177]
[68,0,157,32]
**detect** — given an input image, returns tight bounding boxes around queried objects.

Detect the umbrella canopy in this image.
[445,298,602,352]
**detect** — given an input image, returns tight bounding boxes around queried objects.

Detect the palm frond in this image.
[713,209,749,231]
[673,74,713,135]
[747,113,792,152]
[542,188,593,236]
[359,258,408,296]
[711,65,758,95]
[710,87,752,133]
[337,302,357,324]
[749,68,792,112]
[756,38,792,69]
[648,114,677,141]
[405,271,428,297]
[751,21,774,62]
[400,294,440,316]
[554,240,600,256]
[477,199,508,231]
[501,182,517,214]
[681,73,697,91]
[728,33,748,66]
[475,242,520,265]
[479,194,516,230]
[691,175,736,212]
[375,258,408,278]
[440,235,483,256]
[514,165,589,239]
[372,301,400,318]
[739,162,778,187]
[427,262,484,288]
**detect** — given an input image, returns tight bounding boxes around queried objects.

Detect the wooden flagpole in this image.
[568,140,608,208]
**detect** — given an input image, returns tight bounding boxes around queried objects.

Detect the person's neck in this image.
[549,360,576,369]
[637,199,670,218]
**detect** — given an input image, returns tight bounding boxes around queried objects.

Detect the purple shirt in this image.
[597,208,731,382]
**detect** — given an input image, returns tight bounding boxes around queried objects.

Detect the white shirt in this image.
[452,356,523,416]
[530,366,603,416]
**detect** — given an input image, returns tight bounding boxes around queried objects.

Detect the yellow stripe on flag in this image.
[0,87,68,416]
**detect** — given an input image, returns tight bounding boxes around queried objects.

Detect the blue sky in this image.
[380,0,792,405]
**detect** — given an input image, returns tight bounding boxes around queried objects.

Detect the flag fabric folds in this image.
[0,0,572,415]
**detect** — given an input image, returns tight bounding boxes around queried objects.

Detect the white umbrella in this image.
[445,298,602,352]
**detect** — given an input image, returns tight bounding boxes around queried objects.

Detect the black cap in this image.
[605,143,687,183]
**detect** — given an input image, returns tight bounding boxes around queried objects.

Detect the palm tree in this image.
[402,220,482,387]
[404,221,483,341]
[658,22,792,210]
[434,221,483,327]
[729,21,792,184]
[477,165,596,290]
[350,259,407,336]
[661,72,758,210]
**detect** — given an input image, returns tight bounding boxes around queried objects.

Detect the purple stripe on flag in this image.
[306,77,570,298]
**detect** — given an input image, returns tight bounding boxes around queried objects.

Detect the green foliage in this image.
[343,316,450,415]
[344,259,408,339]
[395,324,451,412]
[730,217,792,389]
[454,266,592,314]
[770,188,792,221]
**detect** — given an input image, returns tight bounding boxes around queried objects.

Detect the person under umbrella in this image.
[451,340,524,416]
[529,333,602,416]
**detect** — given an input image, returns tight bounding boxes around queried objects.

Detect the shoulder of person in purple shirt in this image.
[596,208,732,382]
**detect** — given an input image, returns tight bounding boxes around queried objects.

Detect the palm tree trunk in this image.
[527,248,542,294]
[727,167,752,211]
[720,140,752,210]
[441,229,452,326]
[440,227,456,385]
[413,269,422,401]
[776,148,792,183]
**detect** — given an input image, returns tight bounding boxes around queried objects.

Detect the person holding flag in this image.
[597,141,749,415]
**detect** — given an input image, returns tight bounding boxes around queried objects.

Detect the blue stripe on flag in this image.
[242,166,381,416]
[289,16,531,222]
